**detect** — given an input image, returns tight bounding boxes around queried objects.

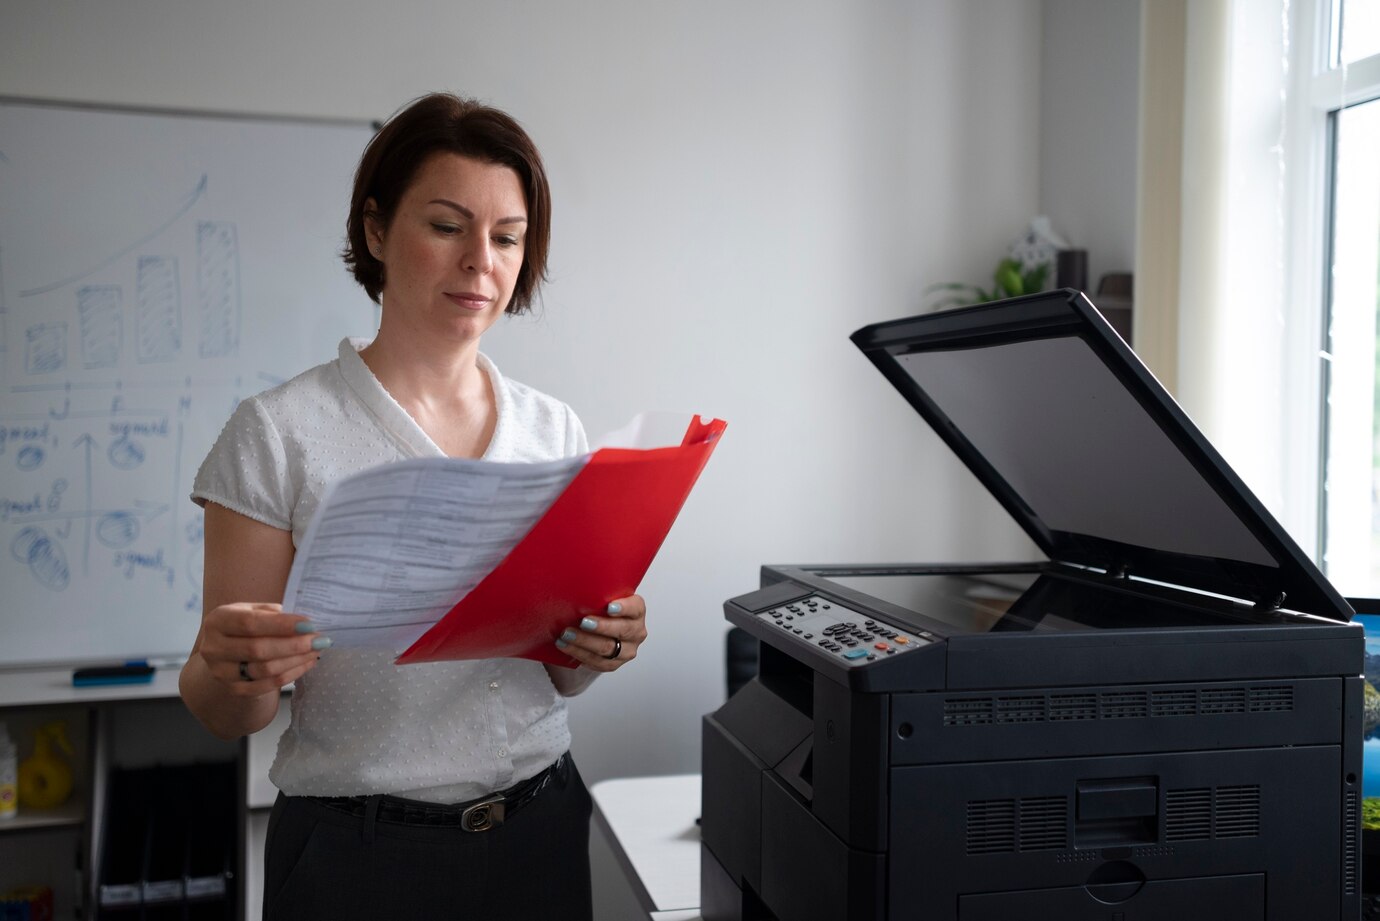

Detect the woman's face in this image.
[366,153,527,346]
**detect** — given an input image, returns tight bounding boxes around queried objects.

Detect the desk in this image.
[590,774,702,921]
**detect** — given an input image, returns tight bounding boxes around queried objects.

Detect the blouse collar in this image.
[335,337,506,460]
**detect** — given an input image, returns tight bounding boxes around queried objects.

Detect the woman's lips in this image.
[445,292,491,310]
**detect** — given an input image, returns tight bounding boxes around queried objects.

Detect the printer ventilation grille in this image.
[1164,785,1261,841]
[942,685,1295,727]
[965,799,1015,854]
[966,786,1263,856]
[1344,790,1360,895]
[965,796,1069,855]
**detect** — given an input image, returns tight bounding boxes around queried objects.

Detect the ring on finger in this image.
[604,638,622,660]
[238,661,252,682]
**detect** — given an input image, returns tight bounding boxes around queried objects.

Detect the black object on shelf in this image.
[1055,248,1088,292]
[96,770,145,911]
[96,762,236,920]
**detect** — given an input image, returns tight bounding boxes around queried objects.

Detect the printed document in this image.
[282,455,585,650]
[279,412,721,656]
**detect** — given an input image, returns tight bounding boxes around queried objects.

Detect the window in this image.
[1339,0,1380,64]
[1316,0,1380,592]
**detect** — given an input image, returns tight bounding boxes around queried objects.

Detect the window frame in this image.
[1289,0,1380,581]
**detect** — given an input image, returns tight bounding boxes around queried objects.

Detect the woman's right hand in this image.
[182,504,302,738]
[194,602,329,695]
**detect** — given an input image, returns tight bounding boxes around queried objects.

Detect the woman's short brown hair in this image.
[343,93,551,313]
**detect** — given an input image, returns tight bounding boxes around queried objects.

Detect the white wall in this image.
[2,0,1045,780]
[3,2,1049,913]
[0,1,1164,916]
[1039,0,1141,292]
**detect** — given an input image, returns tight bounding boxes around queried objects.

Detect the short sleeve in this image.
[565,404,589,457]
[191,397,294,531]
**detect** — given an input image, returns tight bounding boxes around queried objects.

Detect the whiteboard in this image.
[0,100,377,667]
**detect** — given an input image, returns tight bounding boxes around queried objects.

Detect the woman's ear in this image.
[363,198,384,258]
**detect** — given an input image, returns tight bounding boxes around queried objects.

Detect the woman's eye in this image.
[495,235,521,248]
[432,223,460,235]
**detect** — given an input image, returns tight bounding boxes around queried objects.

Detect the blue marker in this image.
[72,660,155,686]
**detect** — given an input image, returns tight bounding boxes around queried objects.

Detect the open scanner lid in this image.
[851,289,1353,622]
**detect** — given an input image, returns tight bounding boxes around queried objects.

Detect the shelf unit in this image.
[3,799,86,833]
[0,666,277,921]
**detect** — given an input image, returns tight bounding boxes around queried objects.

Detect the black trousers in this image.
[263,756,593,921]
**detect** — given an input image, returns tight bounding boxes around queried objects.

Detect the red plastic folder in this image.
[395,416,726,667]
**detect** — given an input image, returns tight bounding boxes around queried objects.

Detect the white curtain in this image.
[1135,0,1295,520]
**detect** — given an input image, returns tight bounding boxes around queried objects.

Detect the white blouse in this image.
[192,337,588,802]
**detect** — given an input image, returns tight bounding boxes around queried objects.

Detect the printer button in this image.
[843,649,868,660]
[874,642,889,651]
[894,636,910,645]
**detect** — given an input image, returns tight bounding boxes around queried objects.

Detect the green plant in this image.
[925,257,1050,310]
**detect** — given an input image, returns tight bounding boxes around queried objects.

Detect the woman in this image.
[178,93,645,920]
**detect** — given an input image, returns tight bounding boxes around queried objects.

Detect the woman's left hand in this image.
[555,594,647,672]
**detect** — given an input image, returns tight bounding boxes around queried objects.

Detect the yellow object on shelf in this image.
[17,721,73,810]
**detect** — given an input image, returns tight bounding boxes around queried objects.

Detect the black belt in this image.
[311,753,566,832]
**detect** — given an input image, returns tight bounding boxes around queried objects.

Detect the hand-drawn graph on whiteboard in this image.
[0,100,376,666]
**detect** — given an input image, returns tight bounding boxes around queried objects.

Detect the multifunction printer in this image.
[701,291,1363,921]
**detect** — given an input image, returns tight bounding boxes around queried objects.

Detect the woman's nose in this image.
[462,238,493,274]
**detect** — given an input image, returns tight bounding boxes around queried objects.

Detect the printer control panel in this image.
[754,594,932,666]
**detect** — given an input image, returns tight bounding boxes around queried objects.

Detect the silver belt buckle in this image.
[461,796,505,832]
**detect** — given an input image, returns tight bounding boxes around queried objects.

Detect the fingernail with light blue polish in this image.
[294,621,316,634]
[606,602,623,615]
[560,628,578,642]
[580,617,598,631]
[311,636,332,650]
[555,637,569,649]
